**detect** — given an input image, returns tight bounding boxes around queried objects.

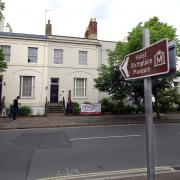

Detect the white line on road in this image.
[37,166,173,180]
[70,134,142,141]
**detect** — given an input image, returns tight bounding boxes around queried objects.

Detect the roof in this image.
[0,31,47,40]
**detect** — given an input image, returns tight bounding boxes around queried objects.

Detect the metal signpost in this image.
[143,28,155,180]
[119,29,176,180]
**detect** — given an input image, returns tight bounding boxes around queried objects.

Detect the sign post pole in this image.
[120,28,175,180]
[143,28,155,180]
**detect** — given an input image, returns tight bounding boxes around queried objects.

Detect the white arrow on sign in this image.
[120,56,129,78]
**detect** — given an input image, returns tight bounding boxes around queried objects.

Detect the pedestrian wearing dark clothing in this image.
[12,96,21,120]
[65,97,73,114]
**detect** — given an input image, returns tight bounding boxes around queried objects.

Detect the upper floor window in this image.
[79,51,87,65]
[74,78,87,97]
[28,47,38,63]
[20,76,35,97]
[0,45,11,62]
[54,49,63,64]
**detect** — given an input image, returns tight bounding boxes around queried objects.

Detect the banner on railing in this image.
[80,104,101,115]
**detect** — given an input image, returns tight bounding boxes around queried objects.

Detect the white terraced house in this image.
[0,18,116,115]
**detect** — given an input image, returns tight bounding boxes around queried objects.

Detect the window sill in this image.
[73,97,87,99]
[20,97,35,99]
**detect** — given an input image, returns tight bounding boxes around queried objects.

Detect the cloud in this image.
[2,0,180,41]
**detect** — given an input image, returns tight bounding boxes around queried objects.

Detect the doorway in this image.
[50,78,59,103]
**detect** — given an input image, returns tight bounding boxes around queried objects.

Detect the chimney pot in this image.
[45,19,52,36]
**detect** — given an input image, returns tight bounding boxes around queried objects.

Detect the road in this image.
[0,123,180,180]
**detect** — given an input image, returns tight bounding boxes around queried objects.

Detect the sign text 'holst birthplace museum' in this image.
[120,39,169,80]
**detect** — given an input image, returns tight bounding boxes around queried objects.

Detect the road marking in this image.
[70,134,142,141]
[37,166,173,180]
[63,124,145,129]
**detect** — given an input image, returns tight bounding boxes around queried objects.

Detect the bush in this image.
[113,103,142,114]
[112,101,125,114]
[19,106,31,116]
[100,98,114,113]
[135,105,145,113]
[124,105,136,114]
[72,102,80,115]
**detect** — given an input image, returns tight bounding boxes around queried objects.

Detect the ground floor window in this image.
[20,76,35,97]
[74,78,87,97]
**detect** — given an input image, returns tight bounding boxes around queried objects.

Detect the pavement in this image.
[0,112,180,130]
[1,112,180,180]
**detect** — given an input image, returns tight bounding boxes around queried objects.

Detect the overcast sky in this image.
[3,0,180,41]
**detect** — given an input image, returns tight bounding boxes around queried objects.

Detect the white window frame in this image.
[28,47,38,63]
[20,76,35,98]
[79,51,87,65]
[74,78,87,97]
[0,45,11,62]
[54,49,63,64]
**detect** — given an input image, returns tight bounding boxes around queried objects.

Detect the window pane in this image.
[20,76,35,97]
[0,45,11,62]
[74,78,87,97]
[79,51,87,65]
[54,49,63,64]
[28,47,38,63]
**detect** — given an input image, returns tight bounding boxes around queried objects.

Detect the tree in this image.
[94,16,180,117]
[0,0,7,76]
[0,0,5,20]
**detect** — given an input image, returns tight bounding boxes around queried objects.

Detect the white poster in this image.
[80,104,101,115]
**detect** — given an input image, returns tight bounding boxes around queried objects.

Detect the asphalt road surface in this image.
[0,123,180,180]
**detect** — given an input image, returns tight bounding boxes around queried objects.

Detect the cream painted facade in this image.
[0,32,117,115]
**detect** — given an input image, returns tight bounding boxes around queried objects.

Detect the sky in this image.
[3,0,180,41]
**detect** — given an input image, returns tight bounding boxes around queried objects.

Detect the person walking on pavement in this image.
[12,96,21,120]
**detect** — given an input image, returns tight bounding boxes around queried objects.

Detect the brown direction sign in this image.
[120,39,169,80]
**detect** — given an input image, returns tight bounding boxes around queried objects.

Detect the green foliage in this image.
[112,101,125,114]
[135,105,145,113]
[0,49,7,74]
[157,88,178,112]
[0,0,5,20]
[19,106,32,116]
[94,16,180,115]
[100,97,114,113]
[100,97,145,114]
[72,102,80,115]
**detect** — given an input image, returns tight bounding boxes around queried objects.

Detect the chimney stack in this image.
[84,18,97,39]
[45,19,52,36]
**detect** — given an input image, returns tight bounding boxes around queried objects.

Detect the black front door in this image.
[50,78,59,103]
